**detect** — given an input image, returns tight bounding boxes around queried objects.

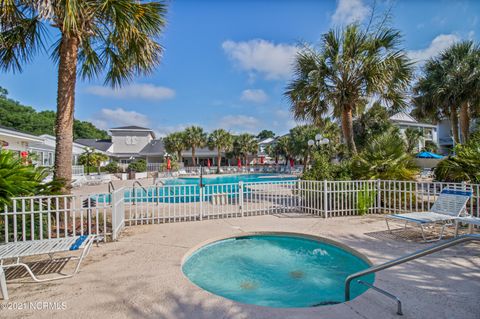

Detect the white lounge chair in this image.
[455,216,480,236]
[385,188,472,242]
[0,235,96,300]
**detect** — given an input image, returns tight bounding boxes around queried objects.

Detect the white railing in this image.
[2,179,478,243]
[1,193,112,243]
[72,165,85,176]
[149,164,304,175]
[111,187,125,240]
[123,180,299,225]
[147,163,162,172]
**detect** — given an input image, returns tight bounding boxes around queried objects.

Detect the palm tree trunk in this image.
[341,106,357,155]
[459,102,470,143]
[177,151,182,163]
[191,147,196,166]
[217,150,222,174]
[54,35,79,192]
[450,105,460,144]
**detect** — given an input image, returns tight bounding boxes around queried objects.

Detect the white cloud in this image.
[241,89,268,103]
[222,39,298,80]
[408,34,460,64]
[219,115,261,132]
[331,0,370,26]
[91,108,150,130]
[154,124,192,138]
[85,83,175,101]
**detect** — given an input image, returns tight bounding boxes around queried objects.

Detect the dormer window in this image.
[125,136,138,145]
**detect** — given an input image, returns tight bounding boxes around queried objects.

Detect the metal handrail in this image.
[345,234,480,302]
[132,181,147,193]
[108,181,115,193]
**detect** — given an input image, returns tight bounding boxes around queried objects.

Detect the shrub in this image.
[357,185,376,215]
[302,153,334,180]
[351,130,419,180]
[434,131,480,182]
[0,150,63,206]
[302,153,352,180]
[104,161,120,173]
[0,150,64,241]
[128,159,147,172]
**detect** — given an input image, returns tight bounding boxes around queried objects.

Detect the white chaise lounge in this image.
[0,235,96,300]
[385,188,472,242]
[455,216,480,236]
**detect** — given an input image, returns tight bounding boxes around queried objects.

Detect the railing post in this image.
[377,179,381,214]
[111,190,117,241]
[239,182,244,217]
[199,186,203,221]
[323,180,328,218]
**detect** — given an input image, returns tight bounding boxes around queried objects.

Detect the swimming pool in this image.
[164,174,297,185]
[97,174,297,203]
[182,233,374,308]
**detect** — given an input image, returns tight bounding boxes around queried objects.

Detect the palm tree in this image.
[208,129,233,173]
[440,41,480,143]
[288,125,321,172]
[413,41,480,144]
[183,126,207,166]
[412,58,458,142]
[352,129,419,180]
[285,24,413,154]
[233,134,258,165]
[275,136,292,165]
[0,1,167,190]
[164,132,186,162]
[404,128,424,154]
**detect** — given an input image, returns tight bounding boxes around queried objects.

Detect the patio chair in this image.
[0,235,96,300]
[385,188,472,242]
[455,216,480,236]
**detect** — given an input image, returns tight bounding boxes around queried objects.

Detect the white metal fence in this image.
[111,187,125,240]
[122,181,299,225]
[1,193,113,243]
[147,164,304,174]
[72,165,85,176]
[1,180,478,243]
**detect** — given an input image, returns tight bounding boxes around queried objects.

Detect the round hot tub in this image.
[182,233,373,308]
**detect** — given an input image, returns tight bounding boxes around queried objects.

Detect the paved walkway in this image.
[1,214,479,318]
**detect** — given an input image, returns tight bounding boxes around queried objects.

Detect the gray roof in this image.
[75,139,112,152]
[181,147,221,157]
[139,139,166,155]
[109,126,152,130]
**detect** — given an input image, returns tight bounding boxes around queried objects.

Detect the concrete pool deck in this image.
[1,214,479,319]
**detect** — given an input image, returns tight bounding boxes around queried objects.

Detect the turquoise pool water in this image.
[182,234,374,308]
[97,174,296,203]
[164,174,297,185]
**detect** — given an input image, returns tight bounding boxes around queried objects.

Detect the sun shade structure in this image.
[416,151,444,159]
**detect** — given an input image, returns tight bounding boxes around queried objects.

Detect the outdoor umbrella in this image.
[416,151,443,159]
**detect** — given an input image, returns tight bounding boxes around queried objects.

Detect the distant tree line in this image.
[0,87,109,140]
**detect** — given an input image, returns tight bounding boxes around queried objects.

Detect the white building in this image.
[389,112,438,152]
[0,125,43,153]
[0,126,85,169]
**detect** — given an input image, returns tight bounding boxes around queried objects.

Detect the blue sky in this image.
[1,0,479,137]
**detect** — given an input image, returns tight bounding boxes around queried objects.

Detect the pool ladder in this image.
[345,234,480,316]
